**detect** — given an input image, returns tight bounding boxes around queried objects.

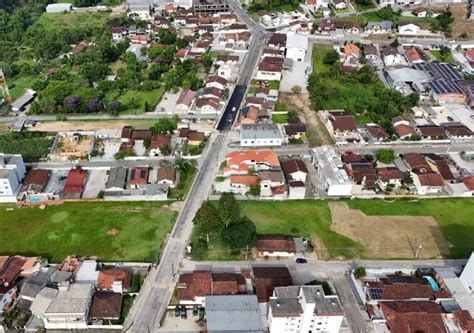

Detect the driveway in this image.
[82,170,108,199]
[280,41,313,93]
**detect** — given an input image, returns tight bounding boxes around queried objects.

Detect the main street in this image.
[125,3,268,331]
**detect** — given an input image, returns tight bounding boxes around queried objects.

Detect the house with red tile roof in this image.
[148,134,171,156]
[224,150,280,176]
[230,174,260,194]
[62,167,87,199]
[205,75,227,90]
[177,271,247,305]
[256,57,284,81]
[178,128,205,145]
[380,301,448,333]
[22,169,50,194]
[256,235,297,257]
[252,266,293,303]
[128,167,149,189]
[0,256,27,285]
[343,43,360,63]
[157,167,177,187]
[176,89,197,112]
[376,167,404,190]
[324,110,360,143]
[97,269,132,293]
[394,123,416,140]
[411,169,445,195]
[195,97,220,114]
[89,292,123,321]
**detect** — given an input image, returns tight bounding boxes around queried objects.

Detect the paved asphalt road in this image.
[125,3,268,331]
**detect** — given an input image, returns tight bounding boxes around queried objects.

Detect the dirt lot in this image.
[279,92,334,147]
[51,135,94,161]
[31,120,130,132]
[450,4,474,39]
[329,202,450,259]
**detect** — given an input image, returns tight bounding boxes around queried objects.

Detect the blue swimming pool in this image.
[28,197,42,203]
[423,276,440,292]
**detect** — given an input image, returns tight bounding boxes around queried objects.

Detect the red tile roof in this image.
[0,256,27,284]
[413,170,445,187]
[380,301,447,333]
[195,97,219,109]
[394,124,415,137]
[225,150,280,173]
[256,235,296,253]
[177,271,246,301]
[63,168,87,194]
[454,310,474,331]
[89,292,123,320]
[97,269,132,291]
[128,167,149,186]
[230,174,260,186]
[329,111,357,132]
[157,167,176,182]
[24,169,50,186]
[367,126,389,139]
[403,153,431,171]
[176,89,196,106]
[253,266,293,303]
[462,176,474,191]
[281,159,308,181]
[258,57,284,73]
[376,167,404,182]
[149,134,170,150]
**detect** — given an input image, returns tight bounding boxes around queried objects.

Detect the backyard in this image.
[0,202,177,262]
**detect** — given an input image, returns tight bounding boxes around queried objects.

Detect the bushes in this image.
[0,132,53,162]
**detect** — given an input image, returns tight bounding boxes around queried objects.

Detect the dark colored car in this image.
[296,258,307,264]
[193,305,198,316]
[174,306,180,317]
[180,306,187,319]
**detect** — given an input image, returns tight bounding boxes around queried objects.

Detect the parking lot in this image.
[160,308,203,332]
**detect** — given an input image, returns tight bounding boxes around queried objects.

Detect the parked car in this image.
[193,305,198,316]
[175,306,180,317]
[296,257,307,264]
[180,306,187,319]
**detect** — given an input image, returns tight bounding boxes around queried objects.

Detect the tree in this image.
[305,280,333,295]
[323,49,340,65]
[354,266,367,279]
[288,110,298,119]
[144,101,150,112]
[390,38,400,47]
[291,85,302,94]
[222,217,256,253]
[152,118,176,134]
[193,201,223,238]
[376,148,396,164]
[80,62,109,85]
[107,100,122,117]
[218,192,241,227]
[87,99,103,113]
[202,53,213,73]
[248,185,260,197]
[63,96,83,113]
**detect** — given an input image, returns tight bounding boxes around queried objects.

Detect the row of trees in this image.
[192,193,257,259]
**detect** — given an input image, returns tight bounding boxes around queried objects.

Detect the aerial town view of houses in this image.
[1,0,474,330]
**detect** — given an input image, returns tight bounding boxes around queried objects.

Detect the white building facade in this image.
[0,154,26,202]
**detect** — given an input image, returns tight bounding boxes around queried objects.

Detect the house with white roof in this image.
[285,34,308,62]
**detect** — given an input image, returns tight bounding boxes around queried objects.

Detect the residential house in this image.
[259,170,286,199]
[0,283,17,314]
[224,150,280,176]
[256,57,284,81]
[415,125,446,140]
[405,46,425,64]
[32,283,94,330]
[20,168,52,202]
[256,235,296,257]
[281,159,308,199]
[367,125,389,142]
[394,123,416,139]
[89,292,123,322]
[344,162,377,190]
[148,134,171,156]
[376,167,404,190]
[284,123,307,140]
[156,167,177,188]
[411,169,445,194]
[195,97,220,114]
[364,44,379,62]
[128,167,149,189]
[216,54,239,65]
[179,128,205,145]
[111,27,126,41]
[62,167,87,199]
[318,19,334,33]
[334,22,360,34]
[364,21,392,34]
[333,0,347,9]
[239,105,259,126]
[252,266,293,303]
[444,124,474,140]
[176,89,197,113]
[268,286,344,333]
[230,174,260,194]
[381,46,405,66]
[105,167,128,192]
[75,260,99,285]
[97,269,131,293]
[286,35,308,63]
[268,33,287,50]
[240,124,283,147]
[205,75,227,90]
[398,23,421,35]
[425,154,455,181]
[0,154,26,202]
[324,110,360,142]
[343,43,360,63]
[177,271,247,306]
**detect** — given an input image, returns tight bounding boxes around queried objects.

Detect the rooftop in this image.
[240,123,282,140]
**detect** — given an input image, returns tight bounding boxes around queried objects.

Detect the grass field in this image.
[34,12,112,32]
[272,113,289,124]
[0,202,177,262]
[9,76,40,100]
[111,87,166,114]
[241,201,364,259]
[347,199,474,259]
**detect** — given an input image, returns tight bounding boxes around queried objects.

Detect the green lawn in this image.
[431,50,454,63]
[347,199,474,259]
[112,87,166,114]
[0,202,177,262]
[34,12,112,32]
[272,113,289,124]
[241,201,365,259]
[9,76,40,100]
[312,44,334,74]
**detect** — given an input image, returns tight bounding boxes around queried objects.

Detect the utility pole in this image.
[0,68,12,104]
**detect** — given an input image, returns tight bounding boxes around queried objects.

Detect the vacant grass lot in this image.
[431,50,454,63]
[0,202,177,262]
[34,12,112,32]
[347,199,474,259]
[111,87,166,114]
[272,113,289,124]
[9,76,40,100]
[241,200,365,259]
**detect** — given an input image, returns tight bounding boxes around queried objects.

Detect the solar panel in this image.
[388,275,407,283]
[370,288,383,300]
